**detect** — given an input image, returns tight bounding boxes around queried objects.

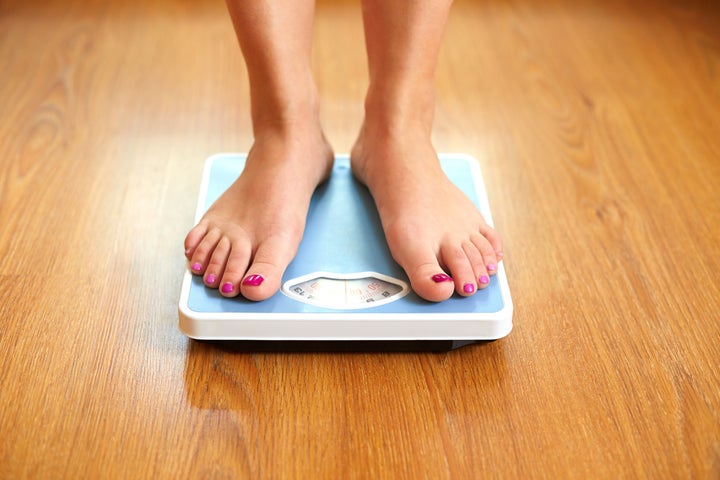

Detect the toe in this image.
[240,235,299,301]
[441,243,477,296]
[472,232,498,282]
[184,221,209,259]
[189,227,221,275]
[386,232,455,302]
[463,240,490,290]
[390,238,455,302]
[218,241,252,297]
[479,223,503,262]
[203,236,230,288]
[410,262,455,302]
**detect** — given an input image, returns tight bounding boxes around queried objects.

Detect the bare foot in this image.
[351,124,503,302]
[184,128,333,300]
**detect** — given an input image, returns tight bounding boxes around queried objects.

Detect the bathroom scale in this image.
[178,153,513,348]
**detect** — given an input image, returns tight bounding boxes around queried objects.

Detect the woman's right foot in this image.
[184,125,333,301]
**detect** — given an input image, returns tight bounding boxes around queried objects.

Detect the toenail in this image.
[497,252,504,259]
[431,273,452,283]
[191,262,202,272]
[242,274,264,286]
[205,274,216,284]
[221,282,234,293]
[479,275,490,285]
[463,283,475,294]
[487,263,497,272]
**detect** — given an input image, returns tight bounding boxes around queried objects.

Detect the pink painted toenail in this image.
[487,263,497,272]
[463,283,475,294]
[432,273,452,283]
[191,262,202,272]
[497,252,504,259]
[221,282,234,293]
[242,274,264,286]
[479,275,490,285]
[205,274,216,284]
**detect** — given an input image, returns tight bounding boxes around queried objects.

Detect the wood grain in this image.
[1,0,718,478]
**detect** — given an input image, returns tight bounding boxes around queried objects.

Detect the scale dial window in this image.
[282,272,410,310]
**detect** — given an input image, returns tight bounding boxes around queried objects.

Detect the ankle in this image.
[248,119,334,187]
[362,83,436,137]
[351,120,436,191]
[249,73,322,135]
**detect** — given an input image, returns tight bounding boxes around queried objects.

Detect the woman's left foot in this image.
[351,122,503,302]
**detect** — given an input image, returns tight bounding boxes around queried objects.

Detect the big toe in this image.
[238,264,284,301]
[405,262,455,303]
[239,237,298,301]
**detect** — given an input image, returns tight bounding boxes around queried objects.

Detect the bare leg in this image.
[184,0,333,300]
[351,0,503,302]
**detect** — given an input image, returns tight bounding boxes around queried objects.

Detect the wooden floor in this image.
[1,0,719,477]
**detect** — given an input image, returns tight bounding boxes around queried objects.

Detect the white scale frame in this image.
[179,153,513,342]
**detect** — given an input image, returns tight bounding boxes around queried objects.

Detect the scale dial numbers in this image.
[282,272,410,310]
